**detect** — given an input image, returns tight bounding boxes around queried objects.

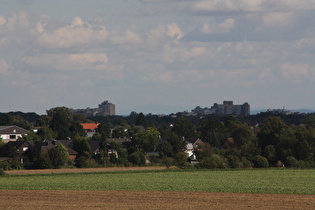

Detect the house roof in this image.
[41,140,78,155]
[81,123,100,131]
[88,140,101,152]
[6,141,34,148]
[113,125,145,131]
[0,125,29,135]
[107,138,131,144]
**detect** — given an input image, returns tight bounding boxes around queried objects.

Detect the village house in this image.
[81,123,100,137]
[0,125,29,143]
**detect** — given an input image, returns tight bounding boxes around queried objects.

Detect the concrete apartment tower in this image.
[98,100,115,116]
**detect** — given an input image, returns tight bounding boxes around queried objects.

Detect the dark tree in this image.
[135,112,147,127]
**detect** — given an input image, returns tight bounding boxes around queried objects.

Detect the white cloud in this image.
[36,22,45,33]
[262,12,294,27]
[166,23,184,40]
[143,71,174,83]
[0,16,6,26]
[37,17,109,48]
[281,63,314,82]
[201,18,236,34]
[22,53,109,71]
[193,0,263,12]
[111,29,142,44]
[71,17,84,27]
[193,0,315,13]
[0,59,9,74]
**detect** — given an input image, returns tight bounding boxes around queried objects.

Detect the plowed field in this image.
[1,190,315,209]
[2,167,315,209]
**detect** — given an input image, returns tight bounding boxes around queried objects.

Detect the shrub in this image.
[0,168,6,176]
[128,151,146,166]
[163,157,174,169]
[75,156,99,168]
[227,155,241,168]
[276,160,285,167]
[252,155,269,168]
[285,156,299,167]
[240,157,252,168]
[198,154,227,169]
[174,152,188,169]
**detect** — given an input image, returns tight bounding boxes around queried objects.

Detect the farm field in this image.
[1,167,315,209]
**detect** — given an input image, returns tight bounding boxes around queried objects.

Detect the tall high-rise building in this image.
[191,101,250,116]
[98,100,115,116]
[72,100,115,117]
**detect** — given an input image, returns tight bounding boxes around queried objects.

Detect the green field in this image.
[1,169,314,194]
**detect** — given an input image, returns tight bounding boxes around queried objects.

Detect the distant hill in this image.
[0,111,41,123]
[118,104,192,116]
[251,109,315,115]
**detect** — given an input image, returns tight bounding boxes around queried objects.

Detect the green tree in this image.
[173,117,197,140]
[37,126,57,141]
[158,141,173,158]
[95,123,111,139]
[47,107,73,139]
[174,152,187,168]
[37,115,52,127]
[73,137,91,158]
[128,150,146,166]
[252,155,269,168]
[199,118,229,147]
[131,127,160,153]
[135,112,147,127]
[69,122,86,139]
[48,143,69,168]
[264,145,276,164]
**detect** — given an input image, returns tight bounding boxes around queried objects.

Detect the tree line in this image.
[0,107,315,170]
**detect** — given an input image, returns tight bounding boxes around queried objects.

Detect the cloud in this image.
[0,16,6,25]
[262,12,294,28]
[111,29,142,44]
[281,63,315,82]
[193,0,315,13]
[36,17,109,48]
[166,23,184,40]
[143,71,174,83]
[0,59,9,74]
[0,12,29,34]
[22,53,109,71]
[193,0,263,13]
[200,18,236,34]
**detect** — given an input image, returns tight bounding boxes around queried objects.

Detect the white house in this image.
[0,125,29,143]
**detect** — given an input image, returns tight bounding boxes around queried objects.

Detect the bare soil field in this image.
[1,190,315,209]
[2,167,315,209]
[5,166,169,175]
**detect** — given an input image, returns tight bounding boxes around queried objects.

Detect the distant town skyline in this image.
[1,1,315,115]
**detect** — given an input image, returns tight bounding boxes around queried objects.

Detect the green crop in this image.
[0,169,314,194]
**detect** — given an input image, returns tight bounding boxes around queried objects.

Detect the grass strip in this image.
[1,169,314,194]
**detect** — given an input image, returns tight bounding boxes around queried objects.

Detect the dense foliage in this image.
[1,109,315,170]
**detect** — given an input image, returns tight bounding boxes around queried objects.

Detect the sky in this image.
[1,0,315,115]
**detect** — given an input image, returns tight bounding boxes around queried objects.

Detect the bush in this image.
[174,152,188,169]
[240,157,252,168]
[252,155,269,168]
[285,156,299,167]
[163,157,174,169]
[285,156,314,168]
[128,150,146,166]
[0,159,23,170]
[75,156,98,168]
[0,168,6,176]
[198,154,227,169]
[227,155,241,168]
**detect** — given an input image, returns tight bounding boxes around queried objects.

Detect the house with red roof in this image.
[81,123,100,137]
